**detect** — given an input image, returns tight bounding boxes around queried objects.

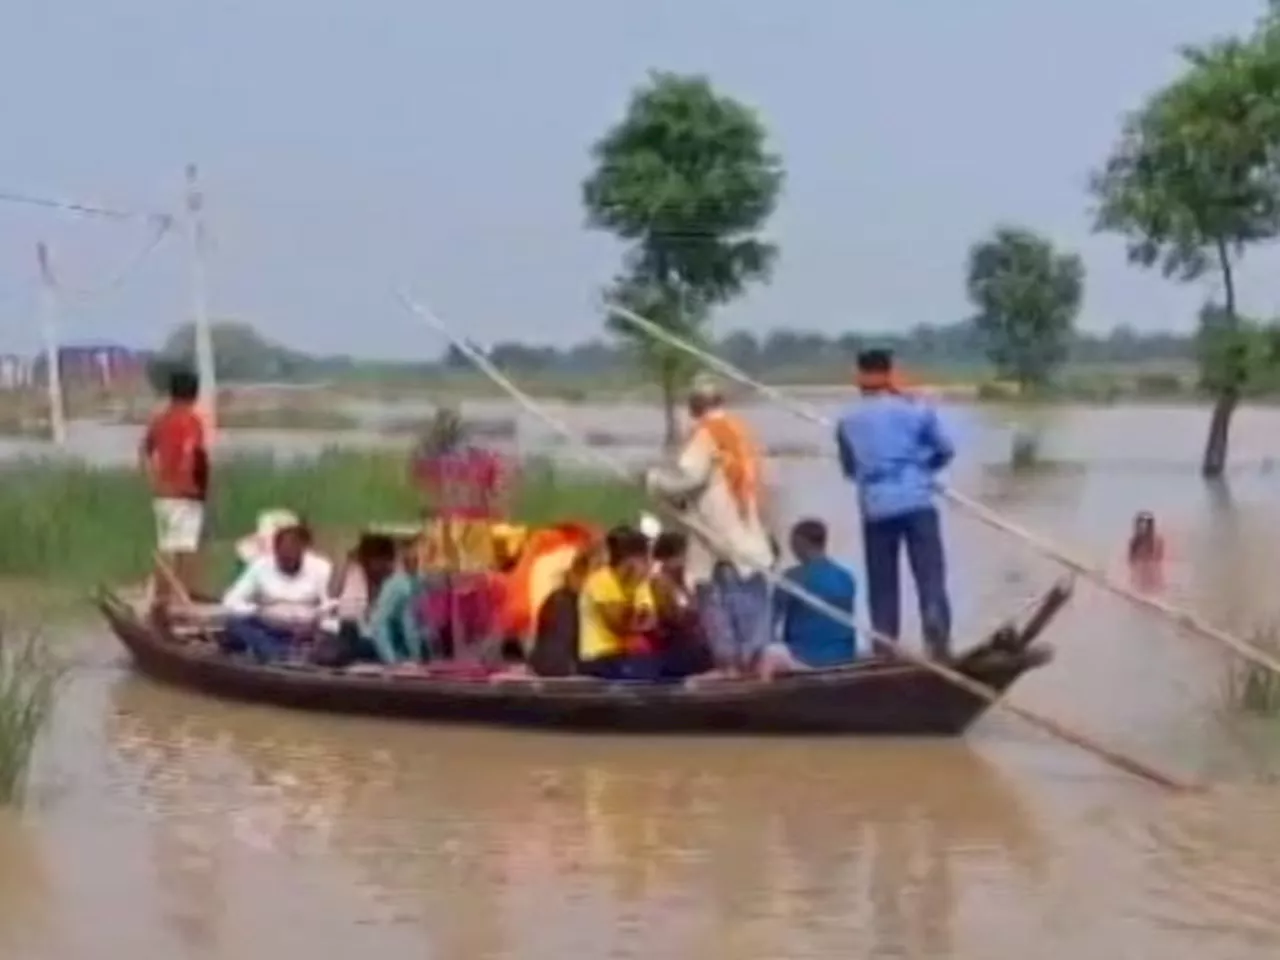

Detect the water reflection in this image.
[0,809,53,955]
[105,677,1044,959]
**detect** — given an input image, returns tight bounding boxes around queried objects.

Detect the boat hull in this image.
[96,582,1069,736]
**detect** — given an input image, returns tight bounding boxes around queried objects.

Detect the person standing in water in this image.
[646,375,775,676]
[1127,511,1166,593]
[835,349,955,659]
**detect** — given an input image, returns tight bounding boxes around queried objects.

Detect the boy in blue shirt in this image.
[774,519,858,667]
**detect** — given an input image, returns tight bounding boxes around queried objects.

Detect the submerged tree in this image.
[965,226,1084,393]
[582,71,784,445]
[1091,29,1280,477]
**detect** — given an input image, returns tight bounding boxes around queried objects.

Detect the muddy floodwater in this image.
[6,401,1280,959]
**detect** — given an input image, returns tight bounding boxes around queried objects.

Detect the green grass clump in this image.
[0,627,64,804]
[1223,622,1280,716]
[0,449,646,586]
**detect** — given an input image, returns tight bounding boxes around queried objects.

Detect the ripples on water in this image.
[3,402,1280,958]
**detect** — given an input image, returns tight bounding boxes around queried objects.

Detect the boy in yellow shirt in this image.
[578,526,659,680]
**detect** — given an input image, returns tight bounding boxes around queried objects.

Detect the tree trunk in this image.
[1201,239,1238,480]
[1201,390,1239,479]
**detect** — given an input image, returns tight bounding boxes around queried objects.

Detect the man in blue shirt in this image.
[774,519,857,666]
[835,349,954,659]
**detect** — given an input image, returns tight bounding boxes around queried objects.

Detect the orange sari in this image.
[494,522,599,649]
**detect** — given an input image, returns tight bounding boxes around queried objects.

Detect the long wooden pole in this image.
[605,302,1280,681]
[35,242,67,446]
[185,163,217,444]
[397,291,1194,792]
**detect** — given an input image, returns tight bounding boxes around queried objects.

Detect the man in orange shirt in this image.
[139,368,209,605]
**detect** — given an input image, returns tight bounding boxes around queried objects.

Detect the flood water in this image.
[6,400,1280,959]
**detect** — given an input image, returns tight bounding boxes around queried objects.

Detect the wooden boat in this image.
[95,579,1071,736]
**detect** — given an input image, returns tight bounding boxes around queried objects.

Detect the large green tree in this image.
[582,71,784,445]
[1091,27,1280,477]
[965,226,1084,393]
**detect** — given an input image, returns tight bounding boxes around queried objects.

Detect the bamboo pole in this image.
[397,291,1195,792]
[184,163,217,444]
[605,302,1280,681]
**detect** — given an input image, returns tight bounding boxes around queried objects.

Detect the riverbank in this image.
[0,450,645,592]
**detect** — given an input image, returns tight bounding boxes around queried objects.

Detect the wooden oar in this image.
[606,301,1280,681]
[397,291,1195,792]
[152,550,194,608]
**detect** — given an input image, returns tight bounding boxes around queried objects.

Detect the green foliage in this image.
[0,628,64,804]
[1091,35,1280,287]
[1224,622,1280,716]
[582,71,784,442]
[1092,19,1280,474]
[965,226,1084,390]
[1197,302,1280,394]
[0,451,644,585]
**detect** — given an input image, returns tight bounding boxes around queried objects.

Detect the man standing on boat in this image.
[645,375,775,676]
[836,349,954,660]
[139,367,209,608]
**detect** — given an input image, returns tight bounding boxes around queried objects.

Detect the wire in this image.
[56,215,176,302]
[0,187,169,223]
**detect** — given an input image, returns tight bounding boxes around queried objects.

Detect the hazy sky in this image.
[0,0,1276,357]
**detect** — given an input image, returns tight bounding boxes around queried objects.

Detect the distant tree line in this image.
[150,318,1197,389]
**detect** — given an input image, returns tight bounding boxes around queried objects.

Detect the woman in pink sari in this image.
[410,407,512,658]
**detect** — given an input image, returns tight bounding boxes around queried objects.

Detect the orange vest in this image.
[693,411,761,517]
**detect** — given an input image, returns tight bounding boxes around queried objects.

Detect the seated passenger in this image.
[527,548,594,677]
[768,519,858,672]
[327,535,430,668]
[650,532,714,677]
[221,522,334,664]
[235,509,303,570]
[577,526,660,681]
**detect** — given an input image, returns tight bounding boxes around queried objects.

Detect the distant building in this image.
[23,343,148,391]
[0,354,32,389]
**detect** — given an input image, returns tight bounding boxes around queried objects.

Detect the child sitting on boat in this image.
[766,519,858,676]
[326,533,431,671]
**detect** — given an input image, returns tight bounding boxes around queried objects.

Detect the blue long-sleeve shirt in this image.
[835,394,954,522]
[774,557,858,665]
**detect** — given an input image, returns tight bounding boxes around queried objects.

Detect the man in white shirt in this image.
[645,376,776,676]
[220,523,335,663]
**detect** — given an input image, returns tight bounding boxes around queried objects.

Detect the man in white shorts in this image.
[139,368,209,606]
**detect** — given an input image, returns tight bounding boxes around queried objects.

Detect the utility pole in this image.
[185,163,217,442]
[35,241,68,446]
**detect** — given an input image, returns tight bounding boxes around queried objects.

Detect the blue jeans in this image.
[863,507,952,656]
[221,616,297,664]
[695,564,772,669]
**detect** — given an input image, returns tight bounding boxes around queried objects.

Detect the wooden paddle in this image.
[605,301,1280,681]
[398,291,1195,792]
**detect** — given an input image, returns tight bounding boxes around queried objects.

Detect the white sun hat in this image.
[235,509,301,565]
[638,512,663,540]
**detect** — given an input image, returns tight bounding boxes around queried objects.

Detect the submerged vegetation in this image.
[0,627,65,805]
[0,450,646,587]
[1224,623,1280,717]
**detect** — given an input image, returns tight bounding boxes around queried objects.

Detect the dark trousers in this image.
[221,616,297,664]
[863,507,952,656]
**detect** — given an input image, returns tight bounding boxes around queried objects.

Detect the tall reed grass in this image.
[0,450,646,586]
[1223,622,1280,717]
[0,627,64,804]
